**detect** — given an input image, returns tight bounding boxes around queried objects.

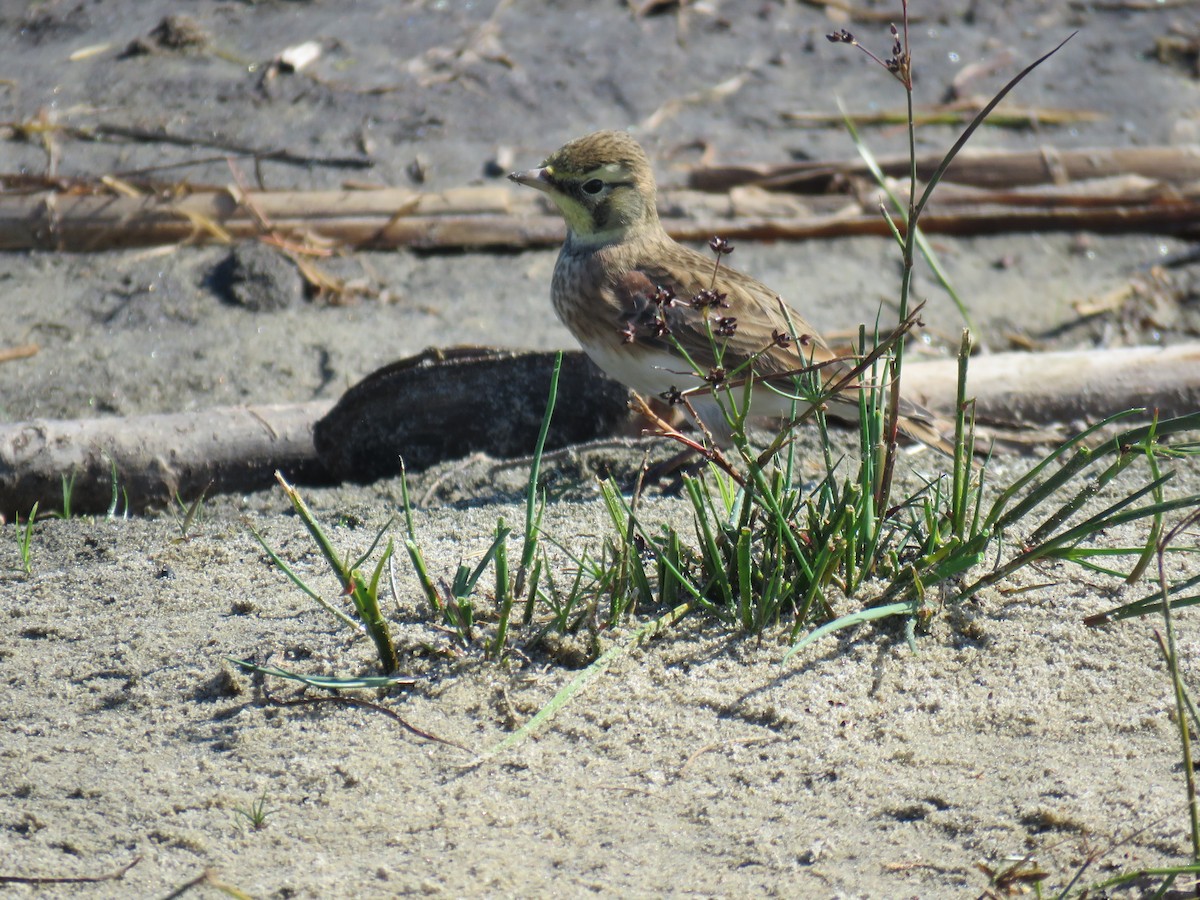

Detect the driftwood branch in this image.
[687,145,1200,192]
[1,190,1196,252]
[0,402,330,518]
[902,343,1200,426]
[3,345,1199,518]
[1,144,1198,251]
[0,349,633,517]
[0,185,527,251]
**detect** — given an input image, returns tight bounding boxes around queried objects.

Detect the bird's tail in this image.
[894,397,958,457]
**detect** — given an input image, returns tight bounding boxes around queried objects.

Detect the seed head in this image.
[708,236,735,256]
[690,288,729,310]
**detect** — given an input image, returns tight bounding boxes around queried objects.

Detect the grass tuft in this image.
[13,502,37,576]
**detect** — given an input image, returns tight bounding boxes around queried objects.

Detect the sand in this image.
[2,1,1200,896]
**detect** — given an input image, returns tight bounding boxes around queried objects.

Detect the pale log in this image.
[903,343,1200,425]
[687,145,1200,192]
[3,344,1198,517]
[0,402,330,518]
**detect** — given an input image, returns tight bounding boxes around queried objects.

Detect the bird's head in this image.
[509,130,659,246]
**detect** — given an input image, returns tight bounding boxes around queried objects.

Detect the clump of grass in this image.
[398,353,562,659]
[232,5,1200,797]
[54,471,77,520]
[240,354,568,686]
[172,483,210,541]
[232,472,409,687]
[400,470,513,655]
[232,789,272,832]
[580,13,1191,656]
[13,502,38,576]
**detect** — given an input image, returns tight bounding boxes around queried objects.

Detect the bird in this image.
[508,129,953,454]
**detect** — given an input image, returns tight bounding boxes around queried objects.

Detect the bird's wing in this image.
[602,242,956,454]
[606,244,855,388]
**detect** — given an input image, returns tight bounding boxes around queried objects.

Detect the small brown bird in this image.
[509,129,951,452]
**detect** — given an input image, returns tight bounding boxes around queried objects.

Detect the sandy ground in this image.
[2,0,1200,896]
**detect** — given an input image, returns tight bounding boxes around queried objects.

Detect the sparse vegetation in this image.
[232,789,272,832]
[233,7,1200,893]
[12,502,37,576]
[172,483,210,541]
[55,471,76,519]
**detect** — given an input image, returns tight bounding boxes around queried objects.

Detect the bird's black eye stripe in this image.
[581,178,605,194]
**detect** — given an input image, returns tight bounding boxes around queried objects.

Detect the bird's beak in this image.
[508,166,554,193]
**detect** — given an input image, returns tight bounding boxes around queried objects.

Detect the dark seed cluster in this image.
[827,21,910,85]
[617,234,741,353]
[708,236,735,257]
[620,284,680,343]
[690,288,729,310]
[885,24,910,79]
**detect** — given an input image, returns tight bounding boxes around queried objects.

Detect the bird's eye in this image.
[581,178,605,195]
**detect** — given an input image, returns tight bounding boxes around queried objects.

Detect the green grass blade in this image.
[785,601,916,660]
[913,32,1076,221]
[452,526,513,602]
[228,659,417,689]
[985,410,1145,531]
[1085,571,1200,625]
[491,518,513,659]
[471,602,691,765]
[841,104,977,331]
[249,524,364,634]
[518,352,562,594]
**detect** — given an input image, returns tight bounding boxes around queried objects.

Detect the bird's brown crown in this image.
[528,130,660,244]
[541,131,653,187]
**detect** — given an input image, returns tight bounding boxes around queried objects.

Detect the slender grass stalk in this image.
[228,659,415,690]
[249,524,364,634]
[472,600,692,765]
[105,456,127,521]
[950,329,975,541]
[842,106,976,333]
[14,502,37,576]
[1126,414,1166,584]
[400,458,441,616]
[516,352,562,600]
[491,517,513,659]
[57,471,76,519]
[272,472,398,673]
[1157,509,1200,865]
[174,483,210,540]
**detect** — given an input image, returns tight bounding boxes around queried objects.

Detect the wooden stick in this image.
[687,145,1200,192]
[0,186,526,251]
[0,344,38,363]
[1,191,1198,251]
[902,343,1200,425]
[0,402,330,518]
[2,144,1199,251]
[3,345,1199,518]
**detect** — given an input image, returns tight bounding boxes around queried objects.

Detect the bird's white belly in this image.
[583,342,697,399]
[581,341,800,422]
